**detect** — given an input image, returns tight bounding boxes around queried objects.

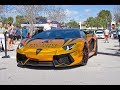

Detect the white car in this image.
[95,30,105,39]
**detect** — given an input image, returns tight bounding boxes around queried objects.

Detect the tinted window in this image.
[32,29,81,39]
[80,31,85,38]
[96,32,104,34]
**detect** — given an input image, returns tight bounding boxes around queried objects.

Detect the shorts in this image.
[105,35,109,38]
[9,34,14,39]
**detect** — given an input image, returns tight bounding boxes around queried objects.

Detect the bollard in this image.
[2,31,10,58]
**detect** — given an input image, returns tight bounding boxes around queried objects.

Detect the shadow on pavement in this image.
[114,45,120,47]
[0,68,7,70]
[98,51,120,57]
[17,65,82,70]
[106,48,119,51]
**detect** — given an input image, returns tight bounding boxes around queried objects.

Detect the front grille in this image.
[17,53,28,63]
[26,60,54,66]
[53,54,74,66]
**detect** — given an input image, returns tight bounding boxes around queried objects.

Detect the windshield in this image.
[96,32,104,34]
[32,29,81,39]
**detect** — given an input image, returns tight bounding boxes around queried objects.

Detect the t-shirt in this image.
[16,28,21,36]
[22,28,29,37]
[0,27,5,38]
[0,27,5,34]
[104,29,109,35]
[43,24,52,31]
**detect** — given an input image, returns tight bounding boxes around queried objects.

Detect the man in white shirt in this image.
[104,28,110,43]
[43,20,52,31]
[0,22,5,51]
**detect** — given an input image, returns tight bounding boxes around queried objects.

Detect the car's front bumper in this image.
[16,53,75,67]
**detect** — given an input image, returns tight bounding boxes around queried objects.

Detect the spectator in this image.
[104,28,110,43]
[14,27,21,41]
[26,32,30,38]
[43,20,52,31]
[0,22,6,52]
[117,24,120,50]
[21,26,29,40]
[7,22,14,51]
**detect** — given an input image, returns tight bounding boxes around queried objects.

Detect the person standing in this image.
[21,26,29,40]
[104,28,110,43]
[7,22,14,51]
[0,22,6,52]
[117,24,120,50]
[43,20,52,31]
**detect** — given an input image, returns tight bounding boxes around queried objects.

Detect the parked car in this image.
[95,30,105,39]
[16,28,97,67]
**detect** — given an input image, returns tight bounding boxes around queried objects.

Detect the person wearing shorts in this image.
[104,28,110,43]
[7,22,14,51]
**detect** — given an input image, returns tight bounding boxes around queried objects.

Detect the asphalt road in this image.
[0,39,120,85]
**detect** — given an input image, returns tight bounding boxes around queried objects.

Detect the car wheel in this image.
[80,46,89,66]
[94,39,98,56]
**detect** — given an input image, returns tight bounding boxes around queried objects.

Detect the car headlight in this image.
[63,44,75,50]
[17,43,24,49]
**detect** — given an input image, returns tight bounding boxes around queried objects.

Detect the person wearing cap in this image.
[43,20,52,31]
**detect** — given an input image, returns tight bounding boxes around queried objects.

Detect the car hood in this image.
[22,38,82,49]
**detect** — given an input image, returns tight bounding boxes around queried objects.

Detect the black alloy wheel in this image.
[80,46,89,66]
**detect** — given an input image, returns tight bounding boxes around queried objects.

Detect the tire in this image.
[17,63,25,68]
[94,39,98,56]
[80,46,89,66]
[17,63,22,67]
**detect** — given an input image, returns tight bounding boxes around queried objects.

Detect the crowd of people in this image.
[0,21,30,52]
[1,19,120,52]
[104,26,120,43]
[0,20,53,52]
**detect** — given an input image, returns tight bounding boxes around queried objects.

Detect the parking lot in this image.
[0,39,120,85]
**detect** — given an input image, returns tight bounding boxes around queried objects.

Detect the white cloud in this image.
[85,9,91,12]
[65,9,79,16]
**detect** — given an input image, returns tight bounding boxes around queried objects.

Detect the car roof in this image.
[47,28,82,31]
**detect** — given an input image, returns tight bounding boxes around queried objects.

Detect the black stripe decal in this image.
[68,38,76,44]
[63,38,70,46]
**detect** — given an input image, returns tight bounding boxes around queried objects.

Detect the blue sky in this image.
[59,5,118,22]
[4,5,119,23]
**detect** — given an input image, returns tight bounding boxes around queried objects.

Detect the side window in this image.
[80,31,85,38]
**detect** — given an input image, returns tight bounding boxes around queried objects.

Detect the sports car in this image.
[16,28,97,67]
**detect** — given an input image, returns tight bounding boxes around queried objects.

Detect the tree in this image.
[0,5,5,20]
[66,20,79,28]
[0,16,14,25]
[15,5,46,36]
[113,6,120,25]
[86,17,95,29]
[7,16,14,24]
[13,15,27,28]
[45,5,67,23]
[98,10,112,29]
[0,17,7,24]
